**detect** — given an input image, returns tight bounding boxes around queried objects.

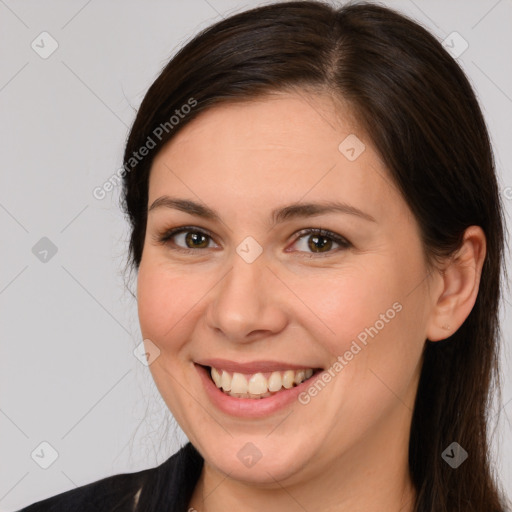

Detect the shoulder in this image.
[16,467,150,512]
[16,442,203,512]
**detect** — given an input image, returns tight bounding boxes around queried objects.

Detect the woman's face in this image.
[137,91,434,486]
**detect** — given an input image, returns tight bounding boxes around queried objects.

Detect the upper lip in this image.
[195,358,322,374]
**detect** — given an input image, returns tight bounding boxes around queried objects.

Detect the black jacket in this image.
[17,442,204,511]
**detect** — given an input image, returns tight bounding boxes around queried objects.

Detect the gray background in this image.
[1,0,511,509]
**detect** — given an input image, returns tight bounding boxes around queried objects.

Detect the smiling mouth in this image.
[202,365,323,399]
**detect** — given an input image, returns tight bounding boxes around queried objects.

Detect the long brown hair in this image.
[121,2,509,510]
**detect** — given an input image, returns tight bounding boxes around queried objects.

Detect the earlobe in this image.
[426,226,486,342]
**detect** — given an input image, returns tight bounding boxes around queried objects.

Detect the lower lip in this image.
[195,364,322,418]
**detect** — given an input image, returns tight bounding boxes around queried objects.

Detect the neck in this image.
[191,462,415,512]
[188,414,417,512]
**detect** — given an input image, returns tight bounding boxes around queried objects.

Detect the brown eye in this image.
[156,226,350,256]
[289,228,351,256]
[155,226,217,252]
[184,231,210,249]
[307,234,333,253]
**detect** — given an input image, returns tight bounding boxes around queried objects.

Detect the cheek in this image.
[136,261,204,423]
[137,266,168,339]
[137,260,201,346]
[288,262,403,357]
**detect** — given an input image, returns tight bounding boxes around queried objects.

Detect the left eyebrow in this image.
[270,200,376,225]
[147,196,376,224]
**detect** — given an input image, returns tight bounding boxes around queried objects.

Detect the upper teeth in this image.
[210,367,314,397]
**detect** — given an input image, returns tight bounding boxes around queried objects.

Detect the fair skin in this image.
[136,90,486,512]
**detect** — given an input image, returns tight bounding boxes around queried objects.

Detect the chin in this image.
[193,431,321,485]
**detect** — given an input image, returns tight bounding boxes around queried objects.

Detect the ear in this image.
[426,226,486,342]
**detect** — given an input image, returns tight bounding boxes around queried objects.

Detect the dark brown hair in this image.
[121,1,509,510]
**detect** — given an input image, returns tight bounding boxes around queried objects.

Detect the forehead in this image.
[158,91,362,162]
[148,91,404,224]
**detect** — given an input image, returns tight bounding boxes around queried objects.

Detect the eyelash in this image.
[153,225,352,257]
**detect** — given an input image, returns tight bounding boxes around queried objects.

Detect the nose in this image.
[205,249,288,344]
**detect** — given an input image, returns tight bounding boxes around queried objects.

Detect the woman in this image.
[18,1,510,511]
